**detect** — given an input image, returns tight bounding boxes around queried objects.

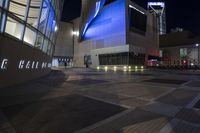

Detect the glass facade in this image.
[0,0,63,56]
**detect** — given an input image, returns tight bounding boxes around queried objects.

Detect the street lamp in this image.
[196,43,199,66]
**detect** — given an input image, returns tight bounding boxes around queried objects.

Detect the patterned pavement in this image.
[0,68,200,133]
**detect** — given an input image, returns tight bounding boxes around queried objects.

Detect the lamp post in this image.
[196,43,199,66]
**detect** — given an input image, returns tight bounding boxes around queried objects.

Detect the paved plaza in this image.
[0,68,200,133]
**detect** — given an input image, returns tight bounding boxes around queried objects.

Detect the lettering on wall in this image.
[0,59,8,70]
[0,58,52,71]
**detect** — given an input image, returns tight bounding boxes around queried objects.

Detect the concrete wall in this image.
[0,35,51,88]
[54,22,74,57]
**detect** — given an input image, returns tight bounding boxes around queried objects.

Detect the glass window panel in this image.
[47,43,52,55]
[5,16,24,40]
[27,0,42,28]
[46,7,55,37]
[0,9,1,32]
[38,0,50,34]
[9,0,29,20]
[24,26,37,46]
[50,44,54,56]
[0,0,3,7]
[42,38,48,53]
[35,32,44,49]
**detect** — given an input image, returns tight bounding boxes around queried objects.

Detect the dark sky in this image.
[62,0,200,35]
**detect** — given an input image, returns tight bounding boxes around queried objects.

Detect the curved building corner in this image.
[0,0,64,88]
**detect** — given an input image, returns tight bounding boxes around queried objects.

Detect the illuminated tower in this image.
[147,2,166,35]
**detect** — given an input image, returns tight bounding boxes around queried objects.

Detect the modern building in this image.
[160,31,200,66]
[147,2,166,35]
[71,0,159,68]
[0,0,64,88]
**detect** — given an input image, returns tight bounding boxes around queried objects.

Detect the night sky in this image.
[61,0,200,35]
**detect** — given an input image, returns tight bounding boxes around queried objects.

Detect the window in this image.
[47,42,52,55]
[5,15,24,40]
[42,38,49,53]
[24,26,37,46]
[0,0,3,7]
[50,44,54,56]
[38,0,50,34]
[35,32,44,49]
[0,9,1,32]
[9,0,29,20]
[46,7,55,37]
[27,0,42,28]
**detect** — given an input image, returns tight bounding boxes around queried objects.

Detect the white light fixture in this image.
[196,43,199,47]
[72,31,79,37]
[129,5,145,14]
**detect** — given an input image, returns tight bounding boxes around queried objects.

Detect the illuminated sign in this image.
[0,58,51,71]
[148,2,165,7]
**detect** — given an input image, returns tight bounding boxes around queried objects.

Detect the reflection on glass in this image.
[46,7,55,38]
[38,0,50,34]
[0,9,1,32]
[0,0,3,7]
[5,16,24,40]
[47,42,52,55]
[9,0,28,20]
[50,44,54,56]
[24,27,37,46]
[42,38,49,53]
[27,0,42,28]
[35,32,44,49]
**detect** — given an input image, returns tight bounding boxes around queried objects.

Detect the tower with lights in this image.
[148,2,166,35]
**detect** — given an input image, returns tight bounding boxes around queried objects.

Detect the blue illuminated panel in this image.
[82,0,126,46]
[82,0,106,37]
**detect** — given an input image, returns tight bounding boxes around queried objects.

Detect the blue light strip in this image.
[82,0,105,37]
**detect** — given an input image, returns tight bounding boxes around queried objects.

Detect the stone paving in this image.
[0,68,200,133]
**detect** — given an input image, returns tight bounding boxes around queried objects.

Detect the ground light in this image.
[114,66,117,71]
[141,66,144,69]
[97,66,100,70]
[128,66,132,71]
[135,66,138,69]
[105,66,108,71]
[123,66,127,72]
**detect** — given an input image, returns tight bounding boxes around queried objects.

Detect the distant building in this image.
[160,31,200,66]
[170,27,184,33]
[147,2,166,35]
